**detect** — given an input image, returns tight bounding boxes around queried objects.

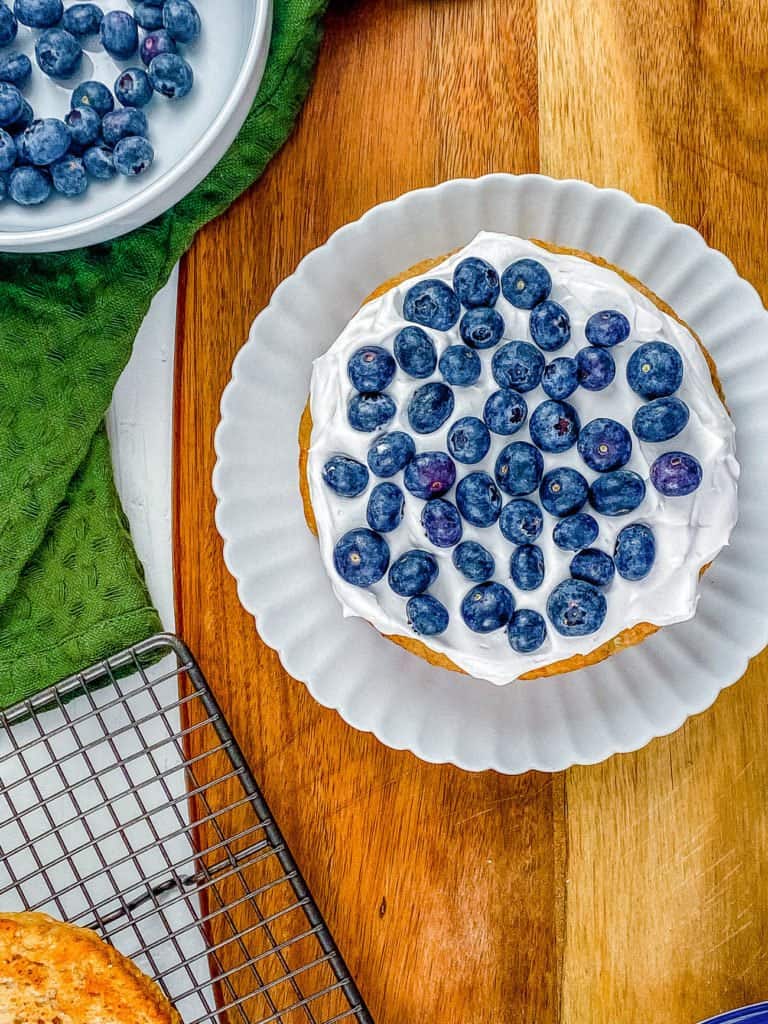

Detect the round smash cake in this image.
[301,232,739,684]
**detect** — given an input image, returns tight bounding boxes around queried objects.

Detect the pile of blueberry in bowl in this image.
[0,0,200,205]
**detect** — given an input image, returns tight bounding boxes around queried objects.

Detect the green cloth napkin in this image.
[0,0,327,709]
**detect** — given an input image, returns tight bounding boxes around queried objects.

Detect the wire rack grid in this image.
[0,633,372,1024]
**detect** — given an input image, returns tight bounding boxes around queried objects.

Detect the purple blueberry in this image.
[626,341,683,398]
[115,67,153,108]
[507,608,547,653]
[421,498,463,547]
[61,3,102,35]
[439,344,481,386]
[50,153,87,196]
[570,548,615,587]
[529,399,580,453]
[404,451,456,500]
[407,594,449,636]
[101,106,148,145]
[460,581,514,633]
[367,482,405,532]
[632,397,690,443]
[322,454,369,497]
[134,2,164,30]
[453,256,500,308]
[0,53,31,88]
[491,340,544,392]
[72,80,114,116]
[576,346,615,391]
[0,82,22,127]
[542,356,578,400]
[530,300,571,351]
[403,279,460,331]
[0,3,17,45]
[501,258,551,309]
[100,10,138,58]
[22,118,70,165]
[456,471,502,527]
[650,451,702,496]
[8,165,50,204]
[148,52,193,99]
[499,499,543,544]
[162,0,200,43]
[393,326,436,378]
[453,541,495,582]
[552,513,599,551]
[367,431,415,477]
[140,27,176,65]
[0,128,16,171]
[65,106,101,148]
[547,579,607,636]
[577,417,632,472]
[447,416,491,464]
[483,389,528,435]
[333,528,390,587]
[460,307,505,350]
[347,345,396,392]
[388,549,438,596]
[510,544,545,591]
[14,0,62,28]
[83,144,115,179]
[585,309,630,348]
[589,470,646,516]
[407,381,454,434]
[614,523,656,581]
[494,441,544,496]
[539,467,589,517]
[348,392,396,432]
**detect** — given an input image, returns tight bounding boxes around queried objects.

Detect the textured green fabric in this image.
[0,0,327,708]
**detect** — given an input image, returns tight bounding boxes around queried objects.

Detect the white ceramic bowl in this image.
[0,0,272,252]
[214,174,768,774]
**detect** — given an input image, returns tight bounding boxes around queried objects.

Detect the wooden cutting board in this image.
[174,2,768,1020]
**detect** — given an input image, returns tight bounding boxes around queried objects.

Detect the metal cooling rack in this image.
[0,633,372,1024]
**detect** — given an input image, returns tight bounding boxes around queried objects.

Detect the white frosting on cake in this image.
[307,232,739,684]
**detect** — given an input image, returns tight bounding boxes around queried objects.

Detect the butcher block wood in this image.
[173,1,768,1021]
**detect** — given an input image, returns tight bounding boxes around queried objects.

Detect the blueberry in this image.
[577,417,632,472]
[421,498,462,547]
[403,279,460,331]
[140,27,176,64]
[0,82,22,127]
[22,118,70,165]
[460,307,505,350]
[499,498,543,544]
[82,144,114,179]
[134,1,164,31]
[61,3,102,35]
[510,544,545,591]
[35,27,82,77]
[0,128,15,171]
[8,165,49,204]
[501,258,551,309]
[347,345,396,392]
[404,451,456,499]
[614,523,656,581]
[348,392,396,432]
[483,389,527,435]
[393,326,436,378]
[456,471,502,527]
[530,300,570,351]
[367,431,415,477]
[585,309,630,348]
[542,356,578,400]
[0,53,30,88]
[6,96,31,133]
[570,548,615,587]
[162,0,200,43]
[367,482,405,532]
[115,67,153,108]
[113,135,153,176]
[491,341,544,392]
[650,451,702,496]
[322,454,369,497]
[539,467,589,517]
[447,416,490,464]
[552,513,599,551]
[148,52,193,99]
[494,441,543,496]
[626,342,683,399]
[460,581,514,633]
[72,80,114,116]
[632,396,690,442]
[453,541,495,582]
[507,608,547,653]
[589,470,646,516]
[576,346,615,391]
[407,381,454,434]
[65,106,101,148]
[50,153,87,196]
[0,3,17,45]
[453,256,500,308]
[13,0,62,28]
[333,528,390,587]
[438,345,481,387]
[388,549,438,596]
[100,10,138,58]
[407,594,449,636]
[101,106,147,146]
[529,399,580,453]
[547,579,607,636]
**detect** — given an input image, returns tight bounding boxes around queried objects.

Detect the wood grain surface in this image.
[173,2,768,1021]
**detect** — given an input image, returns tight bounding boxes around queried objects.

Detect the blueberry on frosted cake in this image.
[299,232,739,684]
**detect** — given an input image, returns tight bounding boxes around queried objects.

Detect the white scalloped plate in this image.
[213,174,768,774]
